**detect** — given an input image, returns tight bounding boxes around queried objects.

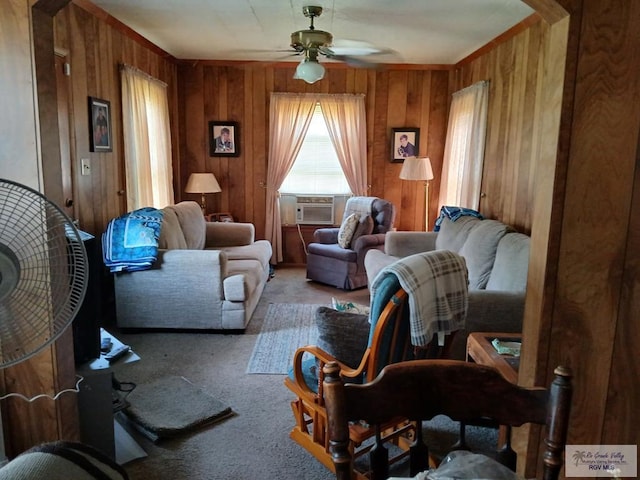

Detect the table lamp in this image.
[399,157,434,231]
[185,173,221,213]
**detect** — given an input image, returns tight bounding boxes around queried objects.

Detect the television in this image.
[68,229,102,364]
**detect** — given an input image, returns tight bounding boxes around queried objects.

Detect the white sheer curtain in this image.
[439,80,489,211]
[120,65,174,210]
[265,93,367,263]
[265,94,317,263]
[320,94,368,196]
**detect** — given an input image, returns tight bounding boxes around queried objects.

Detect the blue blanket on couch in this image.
[102,207,164,273]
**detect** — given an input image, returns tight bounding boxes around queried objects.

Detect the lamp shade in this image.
[293,58,325,84]
[399,157,434,181]
[185,173,221,194]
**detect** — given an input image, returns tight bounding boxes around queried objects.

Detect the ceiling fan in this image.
[289,6,393,84]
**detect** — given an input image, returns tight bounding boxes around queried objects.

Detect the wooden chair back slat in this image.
[324,360,573,480]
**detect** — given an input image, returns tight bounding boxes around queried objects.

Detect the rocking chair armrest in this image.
[290,345,368,400]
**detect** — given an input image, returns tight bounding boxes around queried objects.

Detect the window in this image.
[279,104,351,195]
[121,65,174,210]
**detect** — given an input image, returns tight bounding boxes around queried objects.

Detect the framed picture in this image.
[209,121,239,157]
[88,97,112,152]
[391,127,420,162]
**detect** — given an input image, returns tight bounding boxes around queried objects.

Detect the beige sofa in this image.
[365,215,530,359]
[114,201,272,330]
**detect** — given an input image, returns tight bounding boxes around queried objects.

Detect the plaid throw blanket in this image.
[369,250,469,347]
[345,196,374,218]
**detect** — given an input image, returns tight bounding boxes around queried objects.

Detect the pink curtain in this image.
[265,93,316,263]
[320,94,368,196]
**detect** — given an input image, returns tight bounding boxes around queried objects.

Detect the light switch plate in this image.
[81,158,91,176]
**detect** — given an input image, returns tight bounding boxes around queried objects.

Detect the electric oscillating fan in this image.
[0,178,88,369]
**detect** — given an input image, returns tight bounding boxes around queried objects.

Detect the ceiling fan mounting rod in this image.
[303,6,322,30]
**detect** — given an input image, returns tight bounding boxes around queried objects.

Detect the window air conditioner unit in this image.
[295,196,335,225]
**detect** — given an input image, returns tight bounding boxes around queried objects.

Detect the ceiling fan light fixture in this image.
[294,58,325,84]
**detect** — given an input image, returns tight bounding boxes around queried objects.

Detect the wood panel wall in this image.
[455,18,547,234]
[53,1,179,237]
[178,64,451,238]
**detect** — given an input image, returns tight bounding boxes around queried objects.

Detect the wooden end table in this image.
[465,331,523,463]
[466,332,522,384]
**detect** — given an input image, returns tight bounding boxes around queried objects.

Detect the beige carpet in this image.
[246,303,324,374]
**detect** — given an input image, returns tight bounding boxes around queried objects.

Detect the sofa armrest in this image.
[447,290,525,360]
[313,227,339,244]
[384,231,438,257]
[364,249,399,287]
[205,221,255,247]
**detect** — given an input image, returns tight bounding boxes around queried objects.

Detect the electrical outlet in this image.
[81,158,91,176]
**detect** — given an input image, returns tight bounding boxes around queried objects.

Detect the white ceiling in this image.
[91,0,535,65]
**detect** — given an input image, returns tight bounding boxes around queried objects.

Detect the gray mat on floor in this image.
[123,375,234,442]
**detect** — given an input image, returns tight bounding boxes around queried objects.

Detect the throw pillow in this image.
[315,306,370,369]
[349,214,375,247]
[337,213,359,248]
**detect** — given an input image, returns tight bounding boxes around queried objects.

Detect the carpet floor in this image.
[110,266,496,480]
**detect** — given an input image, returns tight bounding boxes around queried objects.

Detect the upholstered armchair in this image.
[306,196,396,290]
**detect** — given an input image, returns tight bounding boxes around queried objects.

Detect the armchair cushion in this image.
[350,214,375,246]
[337,213,360,248]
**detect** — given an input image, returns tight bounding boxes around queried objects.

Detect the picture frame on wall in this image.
[391,127,420,162]
[89,97,113,152]
[209,121,240,157]
[88,97,112,152]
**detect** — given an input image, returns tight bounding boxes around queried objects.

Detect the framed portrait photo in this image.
[88,97,112,152]
[209,121,239,157]
[391,127,420,163]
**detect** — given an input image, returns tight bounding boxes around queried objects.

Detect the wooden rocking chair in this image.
[323,360,573,480]
[284,251,468,479]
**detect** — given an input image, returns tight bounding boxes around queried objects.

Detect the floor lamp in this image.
[185,173,222,214]
[399,157,434,231]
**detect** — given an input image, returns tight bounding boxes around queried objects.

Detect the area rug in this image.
[122,375,234,442]
[246,303,324,374]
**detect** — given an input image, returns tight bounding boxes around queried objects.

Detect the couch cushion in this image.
[171,201,206,250]
[158,207,188,249]
[458,219,514,289]
[486,232,530,292]
[435,216,483,253]
[315,306,370,369]
[307,242,357,261]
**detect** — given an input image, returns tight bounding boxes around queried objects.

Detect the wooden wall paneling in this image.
[425,71,450,227]
[605,129,640,444]
[547,0,640,446]
[182,64,205,203]
[385,70,409,228]
[227,67,246,221]
[363,70,377,196]
[399,71,425,230]
[369,71,390,200]
[242,67,255,224]
[252,68,267,239]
